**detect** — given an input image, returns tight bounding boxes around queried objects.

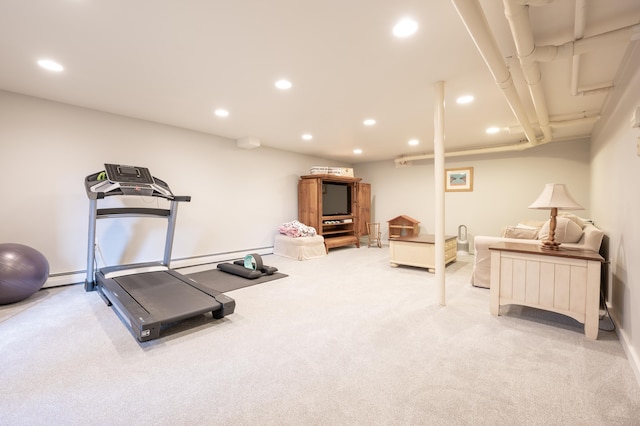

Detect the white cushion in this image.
[538,217,583,243]
[519,219,545,229]
[558,212,586,229]
[502,225,538,240]
[516,223,539,231]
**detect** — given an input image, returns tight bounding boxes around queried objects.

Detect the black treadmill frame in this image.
[95,268,234,341]
[84,165,235,342]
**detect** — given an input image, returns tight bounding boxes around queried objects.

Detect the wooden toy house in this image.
[387,215,420,239]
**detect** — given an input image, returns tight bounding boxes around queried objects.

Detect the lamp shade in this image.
[528,183,584,210]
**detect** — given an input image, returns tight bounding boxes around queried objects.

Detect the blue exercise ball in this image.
[0,243,49,305]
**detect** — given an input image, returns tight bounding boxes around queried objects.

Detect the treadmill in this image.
[84,163,235,342]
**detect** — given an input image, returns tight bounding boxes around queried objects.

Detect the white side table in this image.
[489,242,604,339]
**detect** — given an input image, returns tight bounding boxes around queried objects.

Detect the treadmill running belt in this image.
[113,271,218,319]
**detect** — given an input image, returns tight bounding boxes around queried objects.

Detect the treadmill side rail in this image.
[168,270,236,318]
[97,273,160,341]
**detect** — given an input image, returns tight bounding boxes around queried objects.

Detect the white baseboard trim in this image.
[172,247,273,272]
[43,272,87,288]
[42,246,274,288]
[610,306,640,387]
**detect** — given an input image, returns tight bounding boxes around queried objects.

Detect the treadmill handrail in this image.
[97,207,171,218]
[84,167,190,291]
[172,195,191,202]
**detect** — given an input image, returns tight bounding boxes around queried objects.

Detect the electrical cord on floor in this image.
[95,243,107,269]
[599,290,616,332]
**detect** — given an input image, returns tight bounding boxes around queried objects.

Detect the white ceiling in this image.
[1,0,638,164]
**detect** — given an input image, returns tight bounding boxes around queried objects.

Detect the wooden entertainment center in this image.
[298,174,370,251]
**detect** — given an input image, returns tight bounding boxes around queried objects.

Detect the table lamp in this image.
[528,183,584,249]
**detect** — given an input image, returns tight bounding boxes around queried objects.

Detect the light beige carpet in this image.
[1,247,638,425]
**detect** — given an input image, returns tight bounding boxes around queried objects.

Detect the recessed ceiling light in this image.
[456,95,474,104]
[353,149,363,155]
[393,18,418,38]
[408,139,419,146]
[37,59,64,72]
[214,108,229,117]
[302,133,313,140]
[275,79,292,90]
[486,126,500,134]
[363,119,376,126]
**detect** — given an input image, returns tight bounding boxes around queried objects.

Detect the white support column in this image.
[434,80,446,306]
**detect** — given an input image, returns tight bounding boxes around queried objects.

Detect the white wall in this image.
[0,90,346,284]
[354,139,592,248]
[590,43,640,382]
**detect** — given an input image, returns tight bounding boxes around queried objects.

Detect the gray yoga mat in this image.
[186,267,288,293]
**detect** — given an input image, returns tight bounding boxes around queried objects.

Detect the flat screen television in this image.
[322,182,351,216]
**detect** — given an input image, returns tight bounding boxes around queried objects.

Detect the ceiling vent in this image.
[236,137,261,149]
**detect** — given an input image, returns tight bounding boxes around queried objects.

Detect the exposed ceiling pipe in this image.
[393,110,599,164]
[396,0,544,166]
[516,0,553,5]
[549,114,600,128]
[574,82,613,96]
[571,0,586,96]
[395,141,532,164]
[395,0,625,166]
[573,24,640,54]
[502,0,638,135]
[504,0,552,142]
[507,113,600,133]
[516,1,638,97]
[394,126,598,165]
[394,128,594,164]
[450,0,539,146]
[393,114,600,166]
[528,24,640,63]
[510,23,640,98]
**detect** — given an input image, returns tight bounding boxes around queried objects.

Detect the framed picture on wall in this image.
[445,167,474,192]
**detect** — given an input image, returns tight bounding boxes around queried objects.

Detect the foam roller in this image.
[233,260,278,275]
[217,262,262,279]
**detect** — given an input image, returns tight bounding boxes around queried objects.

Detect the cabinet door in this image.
[357,182,371,237]
[298,178,321,231]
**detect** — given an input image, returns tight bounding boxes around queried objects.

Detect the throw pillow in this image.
[559,212,586,229]
[538,217,583,243]
[503,225,539,240]
[519,219,546,229]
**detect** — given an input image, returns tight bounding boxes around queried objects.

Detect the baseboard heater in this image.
[42,246,274,288]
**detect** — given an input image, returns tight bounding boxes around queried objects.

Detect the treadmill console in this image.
[105,164,154,185]
[85,163,174,199]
